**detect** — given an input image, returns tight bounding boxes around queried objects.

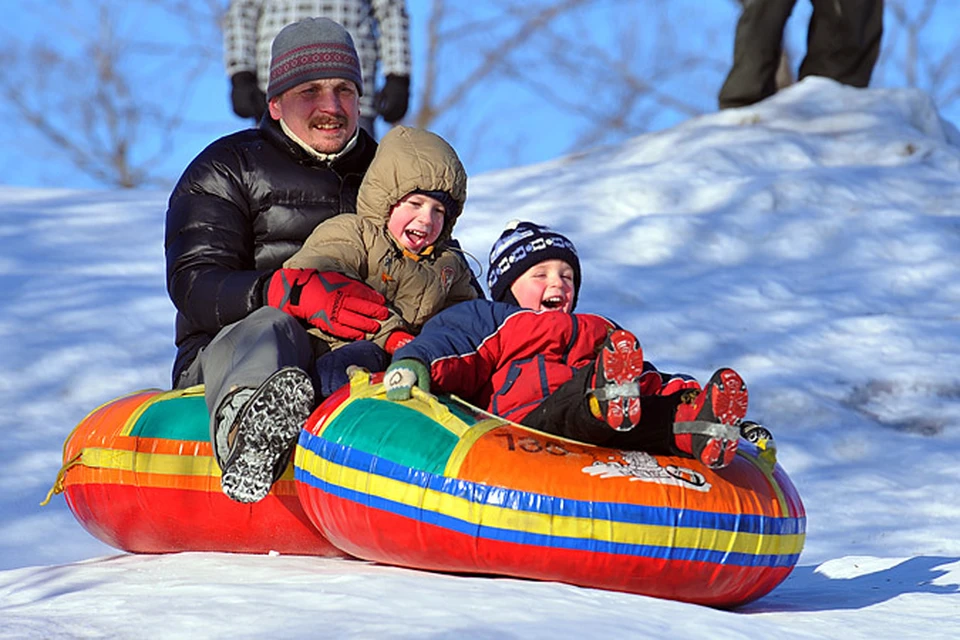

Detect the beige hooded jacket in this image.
[284,126,478,350]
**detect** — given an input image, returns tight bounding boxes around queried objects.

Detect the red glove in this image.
[267,269,389,340]
[384,330,415,354]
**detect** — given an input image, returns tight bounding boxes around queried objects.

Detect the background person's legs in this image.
[801,0,883,87]
[719,0,799,109]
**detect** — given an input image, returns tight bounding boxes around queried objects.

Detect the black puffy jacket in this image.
[164,117,377,385]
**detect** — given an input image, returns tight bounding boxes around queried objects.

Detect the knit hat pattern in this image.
[267,17,363,101]
[487,220,581,307]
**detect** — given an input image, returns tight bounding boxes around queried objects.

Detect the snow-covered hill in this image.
[2,77,959,638]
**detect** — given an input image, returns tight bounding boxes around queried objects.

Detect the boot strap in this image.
[590,382,641,401]
[674,421,741,440]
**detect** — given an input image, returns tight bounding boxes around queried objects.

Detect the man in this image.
[719,0,883,110]
[224,0,411,134]
[165,18,390,504]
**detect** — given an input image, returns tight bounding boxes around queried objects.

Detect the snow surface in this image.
[1,77,959,638]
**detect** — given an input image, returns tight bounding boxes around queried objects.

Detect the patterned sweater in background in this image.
[223,0,411,119]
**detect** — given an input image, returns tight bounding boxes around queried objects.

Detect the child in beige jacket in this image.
[271,126,478,397]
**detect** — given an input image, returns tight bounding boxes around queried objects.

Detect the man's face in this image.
[268,78,360,154]
[509,259,576,313]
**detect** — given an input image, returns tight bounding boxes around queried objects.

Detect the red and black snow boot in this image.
[589,330,645,432]
[674,368,748,469]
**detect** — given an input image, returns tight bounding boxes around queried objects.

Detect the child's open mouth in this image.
[406,229,427,239]
[541,295,566,310]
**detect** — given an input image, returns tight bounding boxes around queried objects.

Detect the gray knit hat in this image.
[266,17,363,101]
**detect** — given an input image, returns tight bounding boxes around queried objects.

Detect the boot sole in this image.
[674,421,742,468]
[597,330,645,431]
[220,367,314,503]
[674,368,748,469]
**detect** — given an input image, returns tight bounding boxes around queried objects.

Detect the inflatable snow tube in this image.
[49,386,342,557]
[295,371,806,607]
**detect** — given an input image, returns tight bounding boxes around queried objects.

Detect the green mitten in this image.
[384,359,430,401]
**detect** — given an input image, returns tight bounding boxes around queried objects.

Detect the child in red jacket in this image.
[384,221,749,469]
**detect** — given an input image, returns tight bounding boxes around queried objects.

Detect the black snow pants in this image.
[522,364,685,455]
[718,0,883,109]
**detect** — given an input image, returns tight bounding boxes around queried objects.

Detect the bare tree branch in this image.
[0,0,224,189]
[415,0,596,130]
[881,0,959,112]
[4,0,958,189]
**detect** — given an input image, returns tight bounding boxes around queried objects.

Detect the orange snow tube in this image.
[296,372,805,607]
[49,386,342,556]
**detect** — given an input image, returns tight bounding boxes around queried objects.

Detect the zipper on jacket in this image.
[560,315,578,365]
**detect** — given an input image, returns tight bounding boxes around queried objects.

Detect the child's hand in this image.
[385,330,415,354]
[384,359,430,401]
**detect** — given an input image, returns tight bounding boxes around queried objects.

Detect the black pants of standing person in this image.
[719,0,884,109]
[522,365,684,454]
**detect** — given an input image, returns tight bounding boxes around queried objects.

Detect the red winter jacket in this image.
[392,300,698,422]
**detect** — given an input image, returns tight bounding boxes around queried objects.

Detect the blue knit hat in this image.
[267,17,363,100]
[487,220,581,309]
